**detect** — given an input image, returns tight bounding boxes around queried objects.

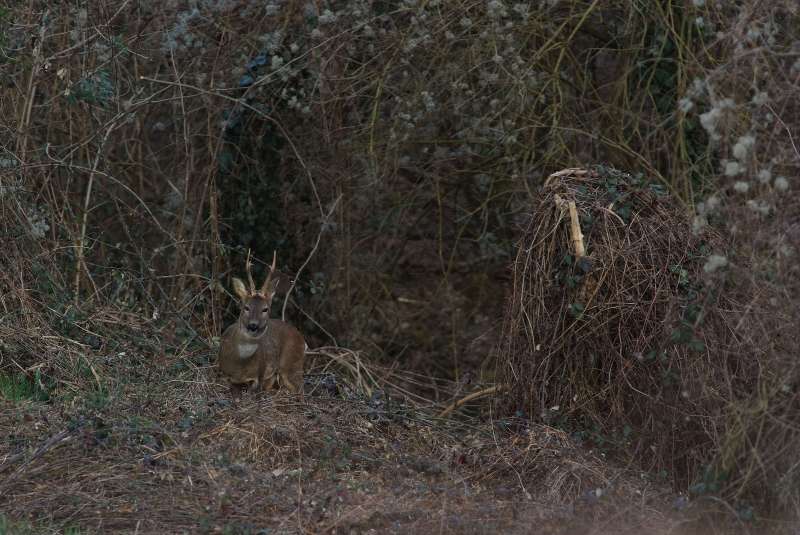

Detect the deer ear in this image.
[232,277,248,299]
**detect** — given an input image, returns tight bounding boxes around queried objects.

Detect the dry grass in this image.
[1,252,795,532]
[0,351,757,535]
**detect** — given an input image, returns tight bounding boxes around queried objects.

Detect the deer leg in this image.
[280,370,304,398]
[230,383,245,399]
[260,369,278,393]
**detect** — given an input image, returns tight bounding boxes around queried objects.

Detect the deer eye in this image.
[244,306,250,312]
[262,307,268,313]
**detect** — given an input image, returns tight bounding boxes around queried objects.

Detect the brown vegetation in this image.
[0,363,744,534]
[497,167,799,511]
[1,0,799,532]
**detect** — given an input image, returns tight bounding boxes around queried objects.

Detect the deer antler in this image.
[245,248,256,294]
[259,250,277,295]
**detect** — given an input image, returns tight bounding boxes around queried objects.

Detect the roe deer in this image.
[218,251,306,398]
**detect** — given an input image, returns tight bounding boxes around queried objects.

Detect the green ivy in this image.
[67,70,114,107]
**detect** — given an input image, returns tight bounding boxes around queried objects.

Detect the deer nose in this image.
[247,322,259,332]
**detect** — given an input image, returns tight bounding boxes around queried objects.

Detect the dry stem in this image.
[438,384,507,418]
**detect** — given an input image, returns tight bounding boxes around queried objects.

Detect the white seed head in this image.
[733,181,750,193]
[703,254,728,273]
[724,161,742,176]
[757,169,772,184]
[732,135,755,161]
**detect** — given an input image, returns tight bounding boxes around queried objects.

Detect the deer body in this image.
[218,252,306,397]
[219,319,305,394]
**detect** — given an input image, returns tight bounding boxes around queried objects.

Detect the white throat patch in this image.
[237,342,258,359]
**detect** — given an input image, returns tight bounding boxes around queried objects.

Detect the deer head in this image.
[231,250,279,339]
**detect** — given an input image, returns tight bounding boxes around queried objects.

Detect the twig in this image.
[286,296,338,346]
[44,0,131,62]
[568,200,585,259]
[308,346,378,396]
[553,194,586,258]
[16,10,49,163]
[74,122,117,305]
[0,428,74,483]
[438,384,507,418]
[766,103,800,160]
[545,167,588,187]
[41,150,169,234]
[139,75,325,218]
[170,49,194,303]
[281,195,341,320]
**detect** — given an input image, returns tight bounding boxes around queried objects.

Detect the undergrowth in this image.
[0,0,798,522]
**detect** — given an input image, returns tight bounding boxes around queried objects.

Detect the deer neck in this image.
[235,325,263,359]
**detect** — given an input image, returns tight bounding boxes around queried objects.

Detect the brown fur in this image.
[218,319,306,397]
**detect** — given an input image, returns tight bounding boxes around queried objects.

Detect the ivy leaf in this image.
[569,303,585,319]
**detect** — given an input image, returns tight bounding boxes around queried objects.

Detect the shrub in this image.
[497,167,800,511]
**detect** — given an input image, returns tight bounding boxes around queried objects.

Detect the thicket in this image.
[0,0,798,517]
[498,167,798,515]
